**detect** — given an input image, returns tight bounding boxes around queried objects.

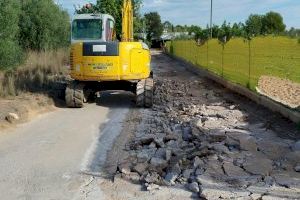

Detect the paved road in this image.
[0,91,134,200]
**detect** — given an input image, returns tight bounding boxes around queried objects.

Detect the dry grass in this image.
[0,49,69,97]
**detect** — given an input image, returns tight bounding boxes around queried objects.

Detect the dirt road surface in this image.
[0,50,299,200]
[0,92,133,200]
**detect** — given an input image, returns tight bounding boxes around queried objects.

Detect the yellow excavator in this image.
[66,0,153,108]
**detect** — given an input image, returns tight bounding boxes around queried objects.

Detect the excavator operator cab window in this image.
[106,19,115,41]
[72,19,103,40]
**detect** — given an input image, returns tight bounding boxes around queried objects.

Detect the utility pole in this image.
[210,0,213,39]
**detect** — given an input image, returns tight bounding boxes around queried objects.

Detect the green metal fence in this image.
[166,36,300,91]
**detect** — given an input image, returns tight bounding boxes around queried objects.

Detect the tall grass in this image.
[0,49,69,97]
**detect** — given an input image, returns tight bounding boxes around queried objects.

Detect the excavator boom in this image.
[122,0,134,41]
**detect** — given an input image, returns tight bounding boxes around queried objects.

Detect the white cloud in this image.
[141,0,300,28]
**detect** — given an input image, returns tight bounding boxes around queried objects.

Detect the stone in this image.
[164,172,178,185]
[182,127,192,141]
[264,176,275,186]
[292,140,300,151]
[155,148,166,159]
[164,134,179,142]
[138,135,156,145]
[146,183,161,191]
[144,172,161,184]
[154,138,165,148]
[165,149,172,161]
[149,142,156,148]
[133,163,148,175]
[193,156,204,168]
[137,148,156,163]
[166,140,179,149]
[225,137,240,149]
[243,154,273,176]
[250,193,263,200]
[188,182,200,193]
[119,165,131,175]
[164,163,181,185]
[150,157,168,169]
[294,164,300,172]
[137,152,150,163]
[229,105,236,110]
[191,118,209,134]
[182,169,194,179]
[257,140,290,160]
[207,131,227,143]
[127,172,141,183]
[212,143,229,154]
[264,185,300,199]
[5,113,19,123]
[273,172,300,188]
[286,151,300,165]
[199,178,251,200]
[247,185,269,199]
[239,136,257,152]
[223,162,249,178]
[195,168,205,176]
[205,160,224,179]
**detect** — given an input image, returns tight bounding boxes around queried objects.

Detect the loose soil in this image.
[0,93,60,131]
[258,75,300,110]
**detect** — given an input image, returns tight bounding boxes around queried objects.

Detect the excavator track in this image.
[65,81,85,108]
[144,78,154,108]
[136,78,154,108]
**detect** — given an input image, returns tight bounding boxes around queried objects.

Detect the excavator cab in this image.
[71,14,115,43]
[66,2,154,108]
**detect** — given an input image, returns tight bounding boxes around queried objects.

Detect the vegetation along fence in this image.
[166,36,300,91]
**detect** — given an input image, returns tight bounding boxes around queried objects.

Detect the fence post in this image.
[248,40,251,89]
[207,40,209,68]
[222,44,224,78]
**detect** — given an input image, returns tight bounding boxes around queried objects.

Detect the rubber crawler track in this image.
[65,81,84,108]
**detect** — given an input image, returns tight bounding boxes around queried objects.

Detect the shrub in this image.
[0,0,23,70]
[0,40,23,70]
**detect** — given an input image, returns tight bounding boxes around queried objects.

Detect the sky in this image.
[57,0,300,28]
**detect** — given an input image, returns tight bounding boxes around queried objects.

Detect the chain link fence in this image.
[166,36,300,91]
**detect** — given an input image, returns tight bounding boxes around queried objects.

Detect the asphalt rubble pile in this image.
[116,78,300,200]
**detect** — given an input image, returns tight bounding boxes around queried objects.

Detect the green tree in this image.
[287,27,300,38]
[163,21,173,33]
[174,25,185,32]
[76,0,143,40]
[231,22,245,37]
[144,12,163,41]
[19,0,70,50]
[262,11,286,34]
[0,0,22,69]
[245,14,264,37]
[218,21,232,43]
[188,25,201,36]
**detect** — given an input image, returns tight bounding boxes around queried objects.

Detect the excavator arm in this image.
[122,0,134,42]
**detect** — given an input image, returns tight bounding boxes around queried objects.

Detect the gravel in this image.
[115,53,300,199]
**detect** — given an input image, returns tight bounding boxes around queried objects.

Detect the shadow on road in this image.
[96,91,135,108]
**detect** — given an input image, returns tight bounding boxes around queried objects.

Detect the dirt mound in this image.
[0,93,57,130]
[257,76,300,109]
